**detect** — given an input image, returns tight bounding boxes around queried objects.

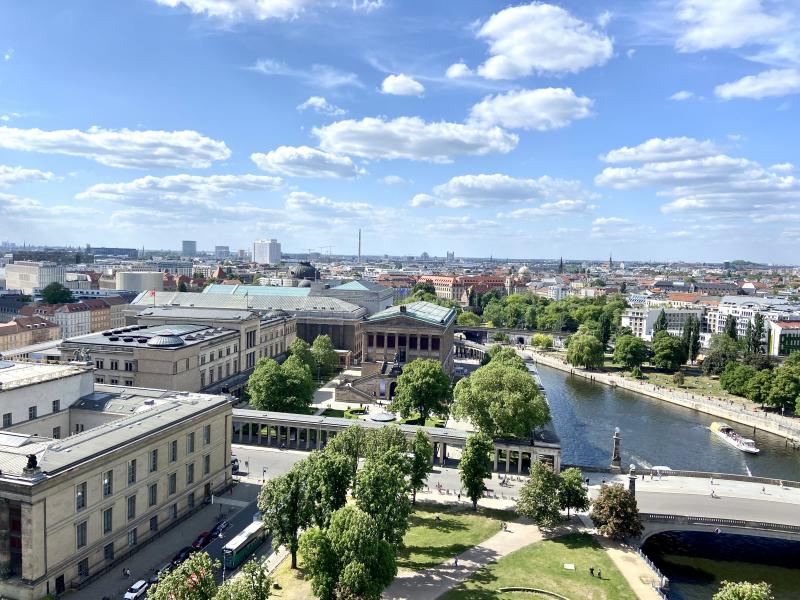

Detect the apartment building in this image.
[0,368,231,599]
[23,303,92,339]
[5,262,67,295]
[0,317,61,353]
[620,307,705,342]
[767,321,800,357]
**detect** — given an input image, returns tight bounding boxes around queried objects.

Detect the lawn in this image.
[269,555,314,600]
[398,502,514,570]
[440,532,638,600]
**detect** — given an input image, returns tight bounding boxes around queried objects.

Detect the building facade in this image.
[768,321,800,357]
[0,317,61,353]
[181,241,197,256]
[116,271,164,292]
[5,262,67,295]
[252,239,281,265]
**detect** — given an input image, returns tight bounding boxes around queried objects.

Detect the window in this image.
[76,521,87,549]
[387,334,395,348]
[170,440,178,462]
[398,335,406,347]
[103,507,113,534]
[150,516,158,532]
[52,426,61,439]
[203,454,210,476]
[208,352,214,363]
[203,424,211,445]
[127,459,137,485]
[28,406,37,420]
[110,359,118,371]
[104,543,114,561]
[209,370,215,384]
[186,463,194,485]
[171,503,178,520]
[110,378,118,385]
[200,355,206,365]
[95,377,105,384]
[150,449,158,473]
[78,558,89,578]
[247,351,255,369]
[127,495,136,520]
[233,359,239,373]
[52,399,60,412]
[128,529,137,546]
[409,335,417,350]
[125,361,134,372]
[431,337,440,351]
[168,473,177,495]
[234,343,238,353]
[367,334,374,347]
[187,492,195,509]
[76,482,87,511]
[187,432,195,454]
[225,362,230,377]
[124,380,133,386]
[218,365,222,380]
[148,483,157,507]
[200,370,206,388]
[95,359,104,369]
[420,336,429,351]
[376,334,384,348]
[1,413,10,428]
[246,330,256,349]
[103,470,113,497]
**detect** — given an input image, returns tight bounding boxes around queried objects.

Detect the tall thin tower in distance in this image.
[358,228,361,264]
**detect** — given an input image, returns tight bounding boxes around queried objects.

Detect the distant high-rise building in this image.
[214,246,230,260]
[182,240,197,256]
[5,261,67,295]
[446,251,455,262]
[253,239,281,265]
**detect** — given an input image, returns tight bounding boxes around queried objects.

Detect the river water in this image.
[537,364,800,599]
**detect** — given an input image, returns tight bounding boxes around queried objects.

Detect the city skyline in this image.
[1,1,800,261]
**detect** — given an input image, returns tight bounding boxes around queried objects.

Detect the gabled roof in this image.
[367,301,456,327]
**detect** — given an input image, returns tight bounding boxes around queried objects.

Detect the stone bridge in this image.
[640,513,800,543]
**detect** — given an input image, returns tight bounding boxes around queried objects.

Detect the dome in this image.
[146,331,185,347]
[297,279,312,288]
[518,266,530,276]
[291,261,320,280]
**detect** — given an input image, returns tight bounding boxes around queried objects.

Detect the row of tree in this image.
[147,553,271,600]
[721,352,800,412]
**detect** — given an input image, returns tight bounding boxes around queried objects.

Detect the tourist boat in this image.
[709,422,760,454]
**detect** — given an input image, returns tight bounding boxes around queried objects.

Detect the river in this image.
[537,363,800,599]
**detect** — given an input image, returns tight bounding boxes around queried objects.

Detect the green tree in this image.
[363,425,408,460]
[257,466,307,569]
[408,430,433,505]
[147,551,219,600]
[681,315,701,363]
[389,358,452,422]
[353,448,412,548]
[288,338,315,371]
[459,433,493,511]
[40,282,74,304]
[504,303,525,329]
[302,450,351,529]
[516,461,562,528]
[559,467,590,517]
[299,506,396,600]
[589,483,643,540]
[413,281,436,296]
[652,309,668,335]
[651,333,687,372]
[713,581,774,600]
[720,362,758,396]
[703,334,740,376]
[725,315,739,340]
[452,362,550,438]
[620,281,627,293]
[523,305,538,330]
[484,345,527,371]
[531,333,553,349]
[491,331,510,343]
[246,356,314,413]
[311,334,339,377]
[745,369,774,405]
[325,425,367,483]
[457,311,482,326]
[766,367,800,411]
[598,313,613,347]
[483,301,505,327]
[612,335,648,370]
[747,314,766,354]
[214,558,272,600]
[565,333,605,369]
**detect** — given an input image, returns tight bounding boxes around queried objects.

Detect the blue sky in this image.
[1,0,799,262]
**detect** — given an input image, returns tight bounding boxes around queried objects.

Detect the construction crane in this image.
[319,245,335,263]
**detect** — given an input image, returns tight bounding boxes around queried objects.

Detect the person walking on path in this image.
[589,567,595,577]
[453,556,459,568]
[597,569,602,579]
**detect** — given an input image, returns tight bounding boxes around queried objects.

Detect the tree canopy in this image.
[408,430,433,505]
[257,465,308,568]
[146,551,219,600]
[40,281,74,304]
[459,433,493,510]
[713,581,774,600]
[311,334,339,377]
[288,338,315,371]
[246,356,315,413]
[559,467,590,517]
[566,333,605,369]
[703,334,740,376]
[213,558,272,600]
[612,335,648,370]
[389,358,452,422]
[516,461,562,528]
[651,332,688,372]
[589,483,643,540]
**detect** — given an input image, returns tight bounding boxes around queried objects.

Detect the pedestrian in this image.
[762,486,766,494]
[457,493,461,501]
[597,569,602,579]
[454,556,459,567]
[589,566,594,577]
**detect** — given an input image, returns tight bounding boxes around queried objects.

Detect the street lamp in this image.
[262,466,267,482]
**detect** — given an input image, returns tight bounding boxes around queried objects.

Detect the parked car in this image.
[123,580,149,600]
[191,531,213,550]
[149,562,172,586]
[211,519,231,538]
[171,546,194,567]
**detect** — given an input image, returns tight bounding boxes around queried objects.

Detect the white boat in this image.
[709,422,760,454]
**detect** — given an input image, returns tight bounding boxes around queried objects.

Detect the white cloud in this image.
[381,74,425,96]
[380,175,409,185]
[0,165,55,187]
[601,137,719,163]
[445,62,472,79]
[591,220,651,240]
[669,90,695,101]
[0,125,230,169]
[0,192,99,222]
[597,10,612,28]
[715,68,800,99]
[770,162,794,172]
[154,0,382,21]
[596,155,757,189]
[476,2,613,79]
[313,116,518,163]
[250,59,362,89]
[469,88,593,131]
[3,49,12,61]
[413,173,592,208]
[296,96,346,116]
[0,113,21,122]
[285,190,372,215]
[675,0,791,53]
[592,217,630,226]
[251,145,363,178]
[500,199,594,219]
[627,49,636,59]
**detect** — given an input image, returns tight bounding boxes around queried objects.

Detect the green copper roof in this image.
[334,280,372,291]
[367,301,456,327]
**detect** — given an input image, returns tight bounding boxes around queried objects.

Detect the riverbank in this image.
[531,350,800,443]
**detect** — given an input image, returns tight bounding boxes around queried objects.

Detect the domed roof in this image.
[146,331,185,347]
[297,279,312,288]
[291,261,320,280]
[518,266,530,276]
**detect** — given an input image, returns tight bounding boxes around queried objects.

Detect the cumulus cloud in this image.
[251,146,363,178]
[445,62,472,79]
[592,216,631,226]
[600,137,720,163]
[596,155,757,189]
[3,49,12,61]
[412,173,592,208]
[380,175,410,185]
[296,96,346,116]
[669,90,695,101]
[313,116,518,163]
[154,0,382,21]
[381,74,425,96]
[0,125,230,169]
[715,68,800,99]
[285,190,372,215]
[0,165,55,187]
[469,88,593,131]
[0,192,99,222]
[476,2,613,79]
[250,59,362,89]
[500,199,594,219]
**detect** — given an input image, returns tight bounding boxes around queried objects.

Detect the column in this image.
[432,442,438,465]
[441,443,447,466]
[257,426,262,446]
[266,423,271,445]
[0,498,10,577]
[317,429,322,447]
[493,448,499,471]
[505,449,510,473]
[517,451,523,474]
[305,428,310,449]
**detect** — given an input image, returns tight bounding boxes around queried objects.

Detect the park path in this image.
[382,518,543,600]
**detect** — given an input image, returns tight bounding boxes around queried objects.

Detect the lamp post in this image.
[611,427,622,472]
[628,464,637,497]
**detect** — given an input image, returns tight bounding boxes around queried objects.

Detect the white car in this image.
[123,580,149,599]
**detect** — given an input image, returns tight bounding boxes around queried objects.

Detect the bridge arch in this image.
[640,514,800,544]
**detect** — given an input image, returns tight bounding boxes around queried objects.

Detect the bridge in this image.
[640,513,800,542]
[455,325,567,346]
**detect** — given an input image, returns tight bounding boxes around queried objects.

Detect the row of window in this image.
[1,399,61,427]
[94,377,133,386]
[93,359,135,372]
[200,343,238,366]
[367,333,441,351]
[77,426,212,512]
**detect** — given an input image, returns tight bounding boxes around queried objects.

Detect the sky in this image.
[1,0,799,263]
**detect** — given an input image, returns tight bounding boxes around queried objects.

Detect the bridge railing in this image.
[641,513,800,534]
[631,544,670,594]
[565,464,800,489]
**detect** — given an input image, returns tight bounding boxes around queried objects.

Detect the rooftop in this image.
[0,361,88,392]
[61,323,237,349]
[331,280,391,293]
[367,301,456,327]
[203,283,311,297]
[135,306,259,322]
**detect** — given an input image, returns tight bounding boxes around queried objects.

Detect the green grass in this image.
[321,408,363,419]
[440,532,638,600]
[398,503,514,570]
